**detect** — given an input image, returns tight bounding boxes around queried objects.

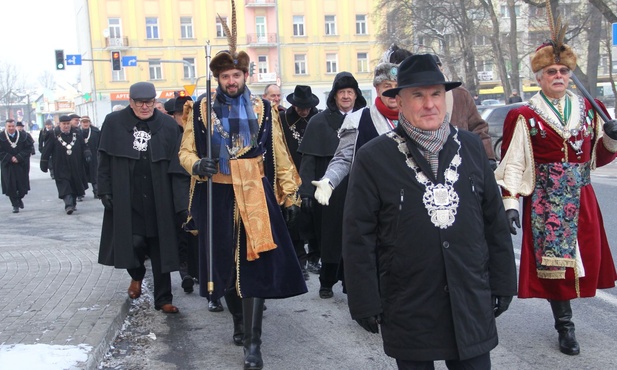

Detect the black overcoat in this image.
[0,132,32,198]
[97,108,180,273]
[41,127,90,198]
[82,126,101,184]
[343,125,517,362]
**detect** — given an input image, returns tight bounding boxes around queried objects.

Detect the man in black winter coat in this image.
[343,54,517,370]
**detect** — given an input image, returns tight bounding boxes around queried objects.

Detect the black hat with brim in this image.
[286,85,319,109]
[164,99,176,114]
[15,121,24,127]
[382,54,461,98]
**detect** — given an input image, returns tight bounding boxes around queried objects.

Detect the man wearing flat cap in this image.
[495,15,617,356]
[40,115,91,214]
[179,1,306,367]
[68,114,81,129]
[279,85,321,280]
[298,71,367,300]
[97,81,183,314]
[343,54,517,369]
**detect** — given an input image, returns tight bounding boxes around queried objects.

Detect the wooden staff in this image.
[204,41,215,297]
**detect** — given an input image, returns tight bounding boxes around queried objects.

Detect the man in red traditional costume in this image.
[495,16,617,356]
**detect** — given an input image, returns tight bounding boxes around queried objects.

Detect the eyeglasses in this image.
[133,99,155,107]
[545,68,570,76]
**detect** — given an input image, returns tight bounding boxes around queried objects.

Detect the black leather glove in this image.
[488,159,497,171]
[492,295,513,318]
[40,161,48,173]
[192,158,218,178]
[355,316,380,334]
[505,209,520,235]
[100,194,113,211]
[603,120,617,140]
[301,197,312,215]
[284,205,300,228]
[176,209,189,226]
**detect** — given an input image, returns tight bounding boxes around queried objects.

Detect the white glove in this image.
[312,178,333,206]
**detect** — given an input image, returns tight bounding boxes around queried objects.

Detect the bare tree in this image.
[38,70,56,90]
[0,62,26,120]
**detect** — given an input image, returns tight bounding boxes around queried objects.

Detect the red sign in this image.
[110,92,130,101]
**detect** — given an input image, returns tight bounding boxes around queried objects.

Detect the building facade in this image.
[74,0,385,122]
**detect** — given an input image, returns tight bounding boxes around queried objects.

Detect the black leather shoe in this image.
[19,199,24,209]
[12,207,19,213]
[208,299,224,312]
[65,206,74,215]
[319,287,333,299]
[181,276,194,293]
[558,329,580,355]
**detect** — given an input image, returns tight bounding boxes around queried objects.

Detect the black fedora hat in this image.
[382,54,461,98]
[286,85,319,109]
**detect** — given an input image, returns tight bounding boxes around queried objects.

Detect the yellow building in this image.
[74,0,384,121]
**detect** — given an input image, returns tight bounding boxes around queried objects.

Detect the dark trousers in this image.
[396,352,491,370]
[9,196,21,207]
[127,235,173,308]
[319,262,339,288]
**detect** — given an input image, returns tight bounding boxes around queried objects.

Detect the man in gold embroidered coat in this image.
[178,7,306,366]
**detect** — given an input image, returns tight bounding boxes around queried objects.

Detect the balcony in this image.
[246,33,278,47]
[105,37,130,50]
[245,0,276,7]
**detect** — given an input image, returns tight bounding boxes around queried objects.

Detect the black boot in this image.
[63,195,75,214]
[242,297,264,370]
[549,300,580,355]
[225,290,244,346]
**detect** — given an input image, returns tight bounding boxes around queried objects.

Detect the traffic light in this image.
[111,51,122,71]
[55,50,65,70]
[249,62,255,77]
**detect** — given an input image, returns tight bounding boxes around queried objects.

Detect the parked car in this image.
[480,99,501,106]
[481,102,526,160]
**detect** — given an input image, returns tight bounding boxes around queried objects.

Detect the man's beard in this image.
[222,83,246,98]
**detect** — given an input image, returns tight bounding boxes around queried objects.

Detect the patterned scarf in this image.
[399,113,450,176]
[212,86,259,174]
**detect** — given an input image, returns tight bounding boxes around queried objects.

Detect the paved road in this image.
[1,154,617,369]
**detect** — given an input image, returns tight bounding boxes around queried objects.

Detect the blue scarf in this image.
[212,86,259,174]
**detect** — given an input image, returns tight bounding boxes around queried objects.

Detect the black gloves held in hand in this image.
[356,315,380,334]
[192,158,218,178]
[100,194,113,211]
[85,155,92,163]
[505,209,520,235]
[493,295,513,318]
[301,197,312,214]
[603,120,617,140]
[488,159,498,171]
[40,161,48,173]
[284,205,300,228]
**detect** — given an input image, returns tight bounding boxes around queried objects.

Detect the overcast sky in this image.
[1,0,79,89]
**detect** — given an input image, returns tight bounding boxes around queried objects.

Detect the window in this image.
[500,5,521,18]
[111,69,125,82]
[183,58,195,79]
[356,15,367,35]
[325,15,336,35]
[294,54,307,75]
[293,15,305,36]
[108,18,122,38]
[146,17,159,39]
[216,17,227,38]
[180,17,193,39]
[256,16,267,42]
[357,53,368,73]
[474,35,490,46]
[477,59,493,73]
[326,53,338,74]
[258,55,268,74]
[149,60,163,80]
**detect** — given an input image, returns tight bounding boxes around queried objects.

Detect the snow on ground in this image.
[0,344,91,370]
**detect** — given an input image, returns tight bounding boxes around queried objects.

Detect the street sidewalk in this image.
[0,156,129,369]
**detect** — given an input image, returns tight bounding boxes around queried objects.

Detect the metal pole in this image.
[204,41,215,297]
[570,73,613,123]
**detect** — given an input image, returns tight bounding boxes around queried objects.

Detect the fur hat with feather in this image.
[530,0,577,73]
[210,0,250,78]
